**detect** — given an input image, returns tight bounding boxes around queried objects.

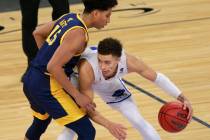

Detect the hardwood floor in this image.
[0,0,210,139]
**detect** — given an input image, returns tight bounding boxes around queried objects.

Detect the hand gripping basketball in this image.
[158,101,192,133]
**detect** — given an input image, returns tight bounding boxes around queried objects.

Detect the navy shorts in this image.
[23,67,86,125]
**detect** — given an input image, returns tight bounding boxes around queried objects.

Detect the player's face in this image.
[98,54,120,78]
[92,9,112,29]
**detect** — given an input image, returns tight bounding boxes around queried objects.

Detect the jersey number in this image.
[46,24,61,45]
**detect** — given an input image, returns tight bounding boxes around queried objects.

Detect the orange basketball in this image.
[158,101,190,133]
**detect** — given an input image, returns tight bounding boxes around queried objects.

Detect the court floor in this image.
[0,0,210,139]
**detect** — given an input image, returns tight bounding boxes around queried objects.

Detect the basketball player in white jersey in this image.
[58,38,193,140]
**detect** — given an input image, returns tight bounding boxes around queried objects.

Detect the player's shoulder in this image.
[78,57,94,75]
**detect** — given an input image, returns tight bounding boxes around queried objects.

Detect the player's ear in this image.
[91,9,99,18]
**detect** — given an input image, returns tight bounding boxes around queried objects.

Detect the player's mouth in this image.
[102,70,109,75]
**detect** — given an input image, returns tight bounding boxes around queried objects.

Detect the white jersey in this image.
[80,46,131,104]
[67,46,161,140]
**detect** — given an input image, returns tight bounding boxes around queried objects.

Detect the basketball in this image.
[158,101,190,133]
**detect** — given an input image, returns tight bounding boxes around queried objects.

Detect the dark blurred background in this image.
[0,0,81,12]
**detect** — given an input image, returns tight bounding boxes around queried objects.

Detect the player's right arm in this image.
[33,21,56,49]
[126,53,193,120]
[78,59,127,140]
[47,28,95,111]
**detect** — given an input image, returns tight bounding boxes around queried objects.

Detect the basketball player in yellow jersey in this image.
[21,0,125,140]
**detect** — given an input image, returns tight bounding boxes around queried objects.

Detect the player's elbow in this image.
[33,26,46,39]
[47,62,56,74]
[32,28,40,38]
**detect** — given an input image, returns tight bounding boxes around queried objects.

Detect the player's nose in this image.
[100,64,106,70]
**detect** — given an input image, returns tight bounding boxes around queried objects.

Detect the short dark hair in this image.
[98,38,122,57]
[82,0,118,13]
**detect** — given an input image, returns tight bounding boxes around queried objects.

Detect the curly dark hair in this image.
[98,37,122,57]
[82,0,118,13]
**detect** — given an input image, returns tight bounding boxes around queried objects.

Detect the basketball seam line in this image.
[159,112,188,123]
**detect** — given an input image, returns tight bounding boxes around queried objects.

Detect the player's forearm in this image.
[154,73,181,98]
[33,21,55,49]
[88,111,111,129]
[47,64,79,98]
[154,73,193,118]
[89,111,127,140]
[33,25,48,49]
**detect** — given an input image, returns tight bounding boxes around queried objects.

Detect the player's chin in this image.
[97,24,107,29]
[102,72,109,76]
[96,26,104,29]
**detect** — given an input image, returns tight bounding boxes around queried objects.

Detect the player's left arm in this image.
[33,21,56,49]
[78,60,127,140]
[126,53,193,120]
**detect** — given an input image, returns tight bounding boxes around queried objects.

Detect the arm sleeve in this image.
[154,72,181,98]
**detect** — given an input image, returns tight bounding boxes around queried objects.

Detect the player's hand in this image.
[106,121,127,140]
[74,93,96,112]
[182,99,193,122]
[177,94,193,122]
